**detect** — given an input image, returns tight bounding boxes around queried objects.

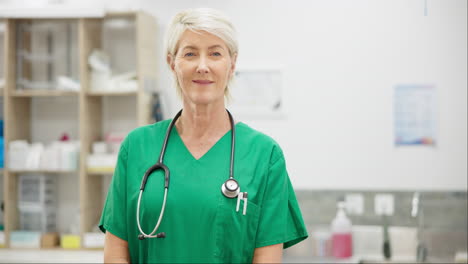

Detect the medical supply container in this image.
[61,234,80,249]
[312,228,332,257]
[18,174,58,233]
[15,20,79,91]
[8,140,29,170]
[331,201,353,258]
[18,174,56,208]
[83,232,105,248]
[10,231,42,248]
[41,232,60,248]
[19,205,57,232]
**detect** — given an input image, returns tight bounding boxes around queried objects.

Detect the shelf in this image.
[105,11,136,18]
[11,90,79,97]
[86,90,137,96]
[18,50,63,62]
[87,167,114,175]
[8,170,77,174]
[0,248,103,262]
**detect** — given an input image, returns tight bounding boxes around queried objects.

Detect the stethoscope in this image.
[137,109,242,240]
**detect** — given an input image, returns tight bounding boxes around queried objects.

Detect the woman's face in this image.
[168,30,236,106]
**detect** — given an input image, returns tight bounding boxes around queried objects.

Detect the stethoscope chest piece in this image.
[221,178,240,198]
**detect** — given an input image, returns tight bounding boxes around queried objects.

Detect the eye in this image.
[184,52,195,57]
[212,52,222,56]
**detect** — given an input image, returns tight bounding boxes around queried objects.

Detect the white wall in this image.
[22,0,466,191]
[143,0,467,190]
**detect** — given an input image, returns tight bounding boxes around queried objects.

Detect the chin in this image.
[184,91,224,106]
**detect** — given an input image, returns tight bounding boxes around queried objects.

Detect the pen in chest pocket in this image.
[236,192,248,215]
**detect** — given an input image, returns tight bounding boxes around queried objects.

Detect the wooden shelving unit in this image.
[7,170,77,175]
[0,19,5,248]
[11,90,79,97]
[87,168,114,175]
[85,90,137,96]
[1,11,157,249]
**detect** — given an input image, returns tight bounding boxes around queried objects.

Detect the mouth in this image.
[192,80,214,85]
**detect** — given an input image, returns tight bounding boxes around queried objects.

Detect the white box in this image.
[389,226,417,256]
[352,225,417,257]
[87,153,117,169]
[83,232,105,248]
[8,140,29,170]
[92,141,108,154]
[352,225,382,255]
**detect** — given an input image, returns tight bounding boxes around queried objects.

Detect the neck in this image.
[177,101,231,139]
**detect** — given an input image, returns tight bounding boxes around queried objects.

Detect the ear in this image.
[230,53,238,77]
[167,54,175,72]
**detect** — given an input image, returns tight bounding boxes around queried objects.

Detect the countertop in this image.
[0,249,459,263]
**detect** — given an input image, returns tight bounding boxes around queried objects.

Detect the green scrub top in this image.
[100,119,308,263]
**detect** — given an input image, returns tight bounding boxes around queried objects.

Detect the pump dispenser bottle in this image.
[331,201,353,258]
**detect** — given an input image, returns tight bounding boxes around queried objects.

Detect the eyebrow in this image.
[182,45,225,50]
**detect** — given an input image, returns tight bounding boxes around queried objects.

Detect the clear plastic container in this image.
[19,205,57,232]
[312,228,332,257]
[15,20,79,91]
[18,174,56,208]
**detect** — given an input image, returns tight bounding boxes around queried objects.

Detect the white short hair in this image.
[165,8,238,99]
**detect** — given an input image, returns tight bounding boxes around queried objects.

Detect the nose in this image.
[196,56,210,74]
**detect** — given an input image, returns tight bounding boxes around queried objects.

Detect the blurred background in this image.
[0,0,466,263]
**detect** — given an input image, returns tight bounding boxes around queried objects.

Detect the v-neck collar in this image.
[171,122,241,162]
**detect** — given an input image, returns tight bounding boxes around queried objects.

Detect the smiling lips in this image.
[193,80,214,85]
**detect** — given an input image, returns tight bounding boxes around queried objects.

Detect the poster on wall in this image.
[394,84,437,146]
[229,68,283,118]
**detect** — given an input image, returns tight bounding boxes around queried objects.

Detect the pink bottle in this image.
[331,201,353,258]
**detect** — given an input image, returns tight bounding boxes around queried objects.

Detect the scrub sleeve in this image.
[99,138,128,241]
[255,146,308,249]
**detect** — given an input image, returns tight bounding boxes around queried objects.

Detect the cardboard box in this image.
[41,232,59,248]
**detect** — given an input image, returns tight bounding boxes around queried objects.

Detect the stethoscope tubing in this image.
[158,110,182,164]
[137,109,236,240]
[228,109,235,179]
[136,188,168,238]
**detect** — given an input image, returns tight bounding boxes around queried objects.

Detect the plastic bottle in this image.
[331,201,353,258]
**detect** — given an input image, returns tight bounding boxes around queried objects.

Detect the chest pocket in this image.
[213,195,260,263]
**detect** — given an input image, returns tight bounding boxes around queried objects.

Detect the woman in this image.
[100,8,308,263]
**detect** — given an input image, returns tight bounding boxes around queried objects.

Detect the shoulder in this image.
[237,122,284,164]
[122,119,173,148]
